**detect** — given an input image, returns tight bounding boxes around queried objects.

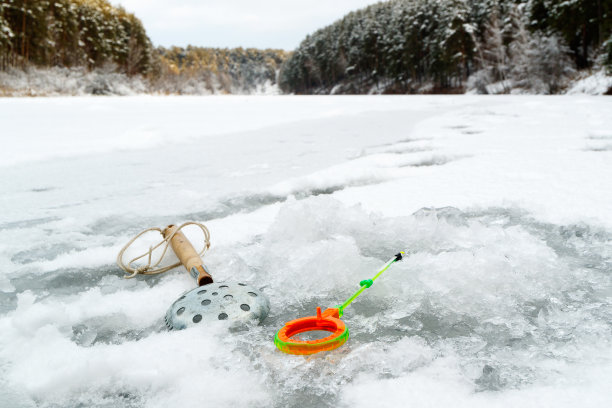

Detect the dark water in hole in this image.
[290,329,335,341]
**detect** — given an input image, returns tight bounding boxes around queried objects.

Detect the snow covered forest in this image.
[0,0,153,74]
[151,47,287,95]
[1,0,611,95]
[0,0,287,95]
[279,0,612,94]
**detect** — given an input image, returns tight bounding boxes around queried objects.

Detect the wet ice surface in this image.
[1,96,611,407]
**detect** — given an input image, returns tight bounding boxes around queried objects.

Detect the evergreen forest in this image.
[0,0,152,74]
[0,0,287,94]
[279,0,612,94]
[1,0,610,95]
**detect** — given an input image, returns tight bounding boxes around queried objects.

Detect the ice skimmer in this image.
[162,224,270,330]
[117,222,269,331]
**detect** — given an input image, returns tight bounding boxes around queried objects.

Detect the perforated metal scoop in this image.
[162,225,270,331]
[165,281,269,330]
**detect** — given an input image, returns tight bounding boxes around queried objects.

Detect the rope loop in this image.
[116,222,210,279]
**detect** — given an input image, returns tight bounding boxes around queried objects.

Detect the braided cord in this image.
[116,221,210,279]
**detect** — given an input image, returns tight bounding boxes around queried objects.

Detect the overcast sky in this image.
[113,0,381,50]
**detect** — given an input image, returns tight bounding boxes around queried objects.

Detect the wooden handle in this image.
[163,224,213,286]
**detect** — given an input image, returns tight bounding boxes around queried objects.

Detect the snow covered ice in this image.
[0,95,611,408]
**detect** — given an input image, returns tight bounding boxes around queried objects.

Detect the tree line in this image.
[2,0,610,95]
[278,0,612,94]
[151,46,287,94]
[0,0,287,94]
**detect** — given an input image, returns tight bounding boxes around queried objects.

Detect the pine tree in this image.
[605,33,612,73]
[481,8,509,88]
[0,2,14,69]
[508,3,531,90]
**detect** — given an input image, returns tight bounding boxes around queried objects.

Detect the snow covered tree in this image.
[604,33,612,73]
[474,7,509,92]
[0,2,14,69]
[507,3,533,90]
[506,3,575,93]
[527,33,575,93]
[151,46,287,94]
[529,0,612,69]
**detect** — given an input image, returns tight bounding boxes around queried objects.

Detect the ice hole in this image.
[290,330,333,341]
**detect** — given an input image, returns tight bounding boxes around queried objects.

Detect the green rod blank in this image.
[338,252,404,315]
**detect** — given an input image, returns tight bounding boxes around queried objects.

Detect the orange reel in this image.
[274,307,349,355]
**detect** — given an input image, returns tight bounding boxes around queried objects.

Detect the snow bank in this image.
[566,68,612,95]
[0,66,147,97]
[0,66,281,97]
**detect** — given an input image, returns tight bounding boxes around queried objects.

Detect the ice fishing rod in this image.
[274,251,404,355]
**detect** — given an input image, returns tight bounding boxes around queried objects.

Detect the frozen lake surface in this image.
[1,95,611,407]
